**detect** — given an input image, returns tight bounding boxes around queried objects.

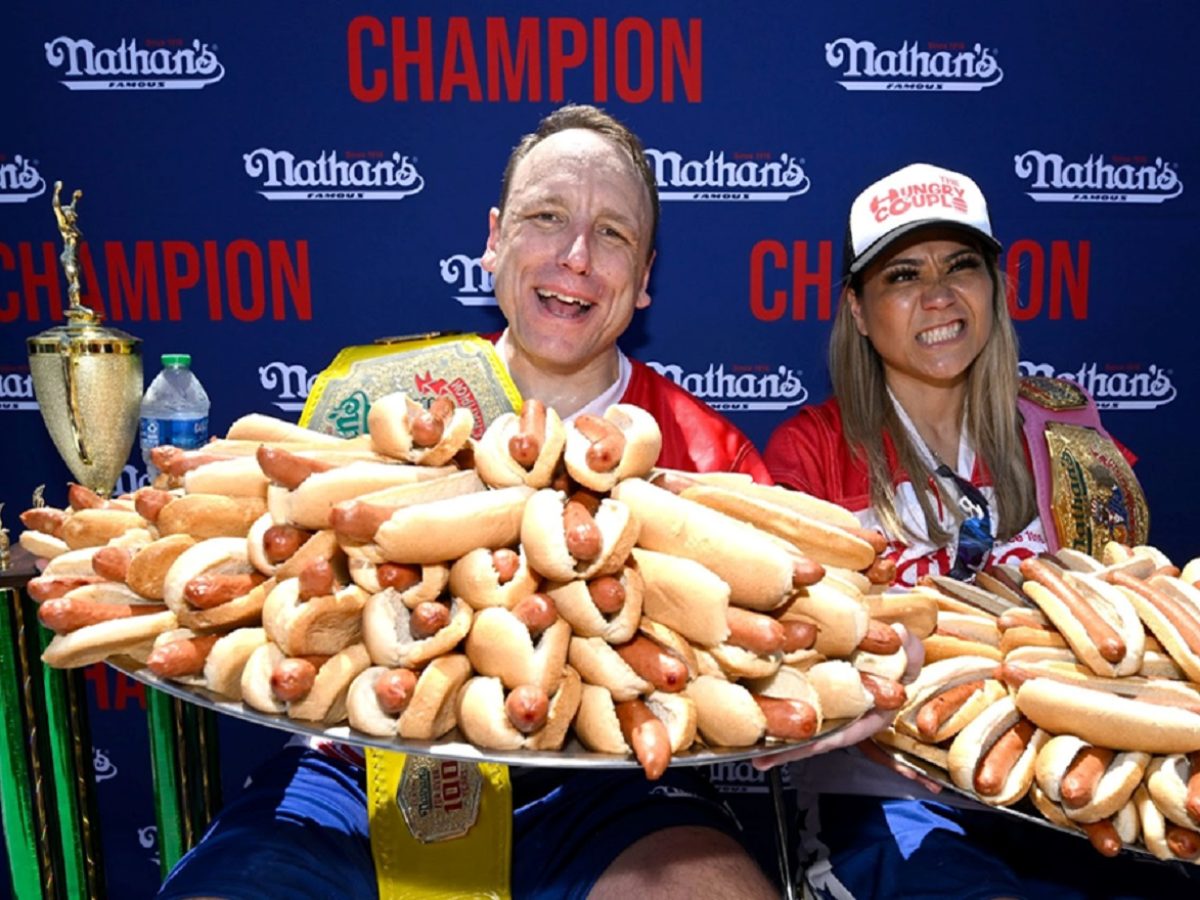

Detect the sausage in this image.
[262,524,311,564]
[505,684,550,734]
[562,499,602,562]
[615,636,689,693]
[255,446,333,490]
[377,563,422,593]
[588,576,627,616]
[91,546,132,583]
[409,601,451,640]
[648,471,699,495]
[68,483,106,511]
[297,559,335,600]
[726,607,785,655]
[374,668,419,715]
[1109,572,1200,658]
[19,507,67,536]
[151,446,230,478]
[1166,825,1200,860]
[754,696,819,741]
[973,719,1036,796]
[549,467,572,494]
[615,699,671,780]
[781,620,818,653]
[1186,751,1200,826]
[135,488,174,523]
[27,574,103,602]
[512,593,557,638]
[146,634,221,678]
[857,620,902,655]
[184,572,266,609]
[859,672,906,710]
[270,655,329,703]
[491,549,521,585]
[508,399,547,469]
[573,414,626,472]
[915,679,985,740]
[791,557,826,588]
[1020,558,1125,664]
[848,527,890,555]
[411,397,455,448]
[864,557,897,586]
[38,597,160,633]
[330,501,396,543]
[1083,819,1124,858]
[1153,565,1183,579]
[1060,747,1114,809]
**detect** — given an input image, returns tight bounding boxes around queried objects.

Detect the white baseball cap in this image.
[843,162,1001,277]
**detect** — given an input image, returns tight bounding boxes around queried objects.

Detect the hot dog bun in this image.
[262,578,368,657]
[520,489,639,582]
[1034,734,1150,823]
[473,402,567,489]
[628,548,728,647]
[347,654,471,739]
[367,391,474,467]
[455,666,582,751]
[546,565,644,646]
[162,537,269,630]
[465,607,571,694]
[362,590,472,669]
[562,404,662,493]
[947,696,1047,806]
[374,485,534,564]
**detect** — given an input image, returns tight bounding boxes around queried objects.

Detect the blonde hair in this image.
[829,250,1036,544]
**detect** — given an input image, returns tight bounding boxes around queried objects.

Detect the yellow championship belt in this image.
[299,334,520,897]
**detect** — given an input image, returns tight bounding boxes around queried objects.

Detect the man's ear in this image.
[481,207,501,272]
[847,288,868,336]
[635,250,656,310]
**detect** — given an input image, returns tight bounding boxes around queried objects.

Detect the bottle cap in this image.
[161,353,191,368]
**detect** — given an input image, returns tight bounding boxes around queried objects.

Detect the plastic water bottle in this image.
[139,353,210,477]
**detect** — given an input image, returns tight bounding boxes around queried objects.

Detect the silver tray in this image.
[880,745,1158,860]
[112,658,861,768]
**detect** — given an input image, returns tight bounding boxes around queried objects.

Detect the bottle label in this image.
[139,416,209,452]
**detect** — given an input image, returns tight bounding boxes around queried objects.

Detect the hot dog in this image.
[546,565,645,646]
[456,666,583,752]
[895,655,1007,744]
[1112,573,1200,684]
[241,640,371,723]
[521,488,638,583]
[474,399,568,489]
[448,546,540,610]
[947,696,1047,806]
[628,547,729,647]
[372,484,533,565]
[561,404,662,493]
[361,587,472,670]
[464,602,572,695]
[573,684,696,779]
[1146,753,1200,832]
[292,462,467,532]
[146,630,222,682]
[156,493,267,540]
[261,571,368,659]
[366,390,475,467]
[162,537,272,630]
[39,584,178,669]
[347,654,472,739]
[1034,734,1150,824]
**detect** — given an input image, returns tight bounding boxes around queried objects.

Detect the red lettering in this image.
[1049,240,1088,320]
[790,240,833,320]
[18,241,62,322]
[162,240,198,321]
[0,242,16,323]
[391,17,435,101]
[1006,239,1045,322]
[441,17,482,100]
[105,240,162,321]
[614,18,654,103]
[84,663,109,709]
[486,18,541,101]
[661,19,702,102]
[348,16,387,102]
[204,240,222,320]
[226,239,265,322]
[547,18,587,102]
[76,244,107,319]
[268,240,312,321]
[113,671,146,710]
[750,240,788,321]
[592,18,608,101]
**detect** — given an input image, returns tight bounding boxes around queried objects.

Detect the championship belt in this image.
[1018,376,1149,555]
[299,334,520,898]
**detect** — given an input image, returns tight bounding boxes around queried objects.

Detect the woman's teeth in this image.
[918,321,963,345]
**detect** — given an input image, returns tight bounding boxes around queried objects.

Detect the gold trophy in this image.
[26,183,142,497]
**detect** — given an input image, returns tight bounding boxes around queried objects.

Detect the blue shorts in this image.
[802,795,1200,900]
[157,747,747,900]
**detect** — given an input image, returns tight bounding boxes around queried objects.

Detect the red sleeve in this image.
[762,401,846,499]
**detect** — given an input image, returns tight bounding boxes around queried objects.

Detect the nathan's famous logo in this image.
[645,361,807,412]
[138,825,160,868]
[243,149,425,201]
[93,748,118,783]
[824,38,1002,91]
[1013,151,1182,204]
[0,368,36,411]
[644,149,809,201]
[440,254,496,306]
[44,36,225,90]
[1020,361,1177,411]
[259,361,316,413]
[0,155,47,204]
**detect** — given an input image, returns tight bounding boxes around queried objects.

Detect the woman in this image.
[763,163,1187,898]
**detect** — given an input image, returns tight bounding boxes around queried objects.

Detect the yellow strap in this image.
[366,749,512,900]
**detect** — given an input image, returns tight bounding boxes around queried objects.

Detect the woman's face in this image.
[849,229,995,392]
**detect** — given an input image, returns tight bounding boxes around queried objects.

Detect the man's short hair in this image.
[497,104,660,259]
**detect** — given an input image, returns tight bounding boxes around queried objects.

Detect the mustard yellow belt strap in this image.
[366,749,512,900]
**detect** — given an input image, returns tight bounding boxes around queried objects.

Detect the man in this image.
[158,105,776,899]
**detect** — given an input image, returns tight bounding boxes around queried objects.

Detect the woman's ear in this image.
[847,288,869,337]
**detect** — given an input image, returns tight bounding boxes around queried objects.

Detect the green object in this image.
[161,353,191,368]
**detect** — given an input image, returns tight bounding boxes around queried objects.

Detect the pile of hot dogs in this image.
[19,393,910,779]
[878,547,1200,864]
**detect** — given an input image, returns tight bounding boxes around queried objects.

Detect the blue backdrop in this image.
[2,3,1197,896]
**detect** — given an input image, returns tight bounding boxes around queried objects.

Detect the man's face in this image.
[483,128,655,376]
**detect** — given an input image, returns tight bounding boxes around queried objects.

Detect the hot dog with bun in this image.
[473,399,567,489]
[561,403,662,493]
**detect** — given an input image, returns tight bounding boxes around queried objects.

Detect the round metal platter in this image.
[881,746,1158,860]
[112,659,862,768]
